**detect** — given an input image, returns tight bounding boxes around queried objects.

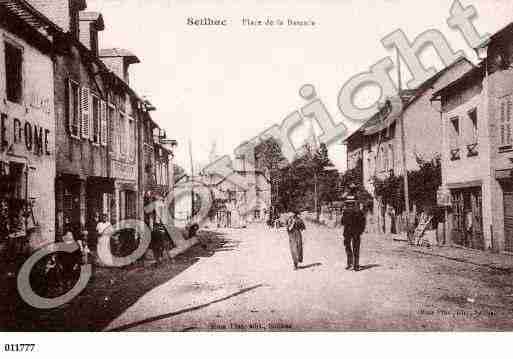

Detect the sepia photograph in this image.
[1,0,513,352]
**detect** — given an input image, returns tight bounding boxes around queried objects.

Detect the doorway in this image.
[451,186,484,249]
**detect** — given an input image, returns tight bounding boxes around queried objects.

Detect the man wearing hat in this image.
[341,196,366,271]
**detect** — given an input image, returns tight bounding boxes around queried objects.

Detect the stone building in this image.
[28,0,168,247]
[344,57,473,234]
[433,22,513,253]
[0,0,58,258]
[432,66,488,250]
[141,107,177,229]
[50,4,114,243]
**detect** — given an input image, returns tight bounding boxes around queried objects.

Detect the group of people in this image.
[285,196,366,271]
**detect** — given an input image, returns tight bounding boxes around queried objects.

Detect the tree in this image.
[373,155,441,214]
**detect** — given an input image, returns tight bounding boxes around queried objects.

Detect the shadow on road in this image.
[358,264,380,271]
[298,263,322,270]
[108,284,264,331]
[1,230,236,332]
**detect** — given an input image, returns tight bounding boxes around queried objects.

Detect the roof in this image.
[344,56,473,143]
[431,64,484,99]
[99,48,140,64]
[0,0,62,34]
[476,22,513,49]
[79,11,105,31]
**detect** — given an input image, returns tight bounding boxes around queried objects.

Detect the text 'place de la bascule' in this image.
[0,0,177,263]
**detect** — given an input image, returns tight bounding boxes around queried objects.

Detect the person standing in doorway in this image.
[286,209,306,270]
[341,196,366,271]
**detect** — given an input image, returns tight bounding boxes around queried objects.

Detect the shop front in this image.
[496,169,513,253]
[0,80,55,262]
[449,185,484,250]
[111,159,139,223]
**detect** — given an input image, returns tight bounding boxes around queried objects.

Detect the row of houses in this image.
[0,0,176,261]
[344,22,513,254]
[176,152,272,228]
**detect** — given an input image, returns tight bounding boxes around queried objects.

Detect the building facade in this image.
[141,109,176,228]
[27,0,176,248]
[0,0,58,260]
[434,66,488,250]
[345,58,473,233]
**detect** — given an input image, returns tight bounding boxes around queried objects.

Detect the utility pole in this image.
[189,139,194,222]
[314,171,319,221]
[397,49,410,228]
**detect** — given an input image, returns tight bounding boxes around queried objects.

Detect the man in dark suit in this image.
[341,196,366,271]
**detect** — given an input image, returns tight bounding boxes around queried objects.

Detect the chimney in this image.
[79,11,105,56]
[99,48,140,84]
[27,0,86,36]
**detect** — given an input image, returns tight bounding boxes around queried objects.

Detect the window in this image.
[119,112,127,157]
[383,147,388,172]
[450,116,460,149]
[0,162,28,238]
[389,144,394,171]
[100,100,107,146]
[128,117,135,161]
[91,95,100,144]
[499,96,512,148]
[108,104,115,149]
[67,80,80,138]
[468,108,478,143]
[5,41,23,103]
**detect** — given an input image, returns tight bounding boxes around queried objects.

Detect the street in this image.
[101,223,513,331]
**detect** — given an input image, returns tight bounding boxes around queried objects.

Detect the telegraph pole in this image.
[189,139,194,222]
[397,49,410,225]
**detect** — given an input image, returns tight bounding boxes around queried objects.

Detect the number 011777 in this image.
[4,344,36,352]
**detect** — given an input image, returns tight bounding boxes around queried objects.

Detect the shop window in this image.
[0,162,28,242]
[91,95,101,145]
[5,41,23,104]
[66,79,80,138]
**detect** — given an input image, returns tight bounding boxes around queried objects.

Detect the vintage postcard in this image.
[2,0,513,348]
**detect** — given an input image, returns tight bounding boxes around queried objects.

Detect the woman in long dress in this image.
[286,210,306,270]
[96,213,113,266]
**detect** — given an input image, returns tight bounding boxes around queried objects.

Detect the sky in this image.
[87,0,513,172]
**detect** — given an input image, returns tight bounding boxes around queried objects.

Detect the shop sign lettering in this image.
[0,112,51,156]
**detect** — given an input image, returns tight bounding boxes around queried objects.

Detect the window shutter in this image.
[67,79,73,134]
[128,117,134,161]
[80,87,90,139]
[101,100,107,146]
[508,99,512,145]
